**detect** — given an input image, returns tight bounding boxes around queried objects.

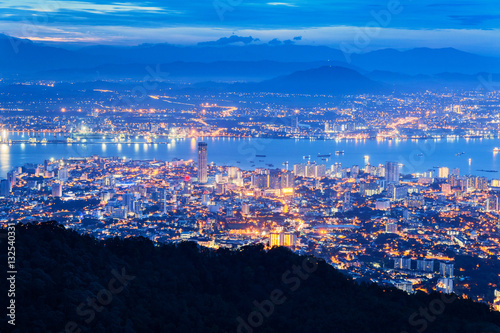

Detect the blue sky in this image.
[0,0,499,54]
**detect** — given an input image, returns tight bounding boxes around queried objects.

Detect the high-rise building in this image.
[58,167,69,181]
[270,232,296,248]
[52,182,63,197]
[392,185,408,201]
[439,167,449,178]
[7,171,16,187]
[436,278,453,294]
[440,262,454,278]
[385,162,400,183]
[394,281,413,294]
[314,164,326,178]
[385,222,398,233]
[416,259,434,272]
[0,179,11,196]
[394,257,412,270]
[242,203,250,215]
[306,164,316,178]
[268,169,281,189]
[291,116,299,132]
[293,164,306,177]
[197,142,208,183]
[280,171,294,189]
[351,165,360,178]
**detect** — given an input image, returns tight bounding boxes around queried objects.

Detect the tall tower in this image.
[385,161,400,183]
[198,142,208,183]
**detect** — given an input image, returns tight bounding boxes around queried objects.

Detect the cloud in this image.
[266,2,297,7]
[5,1,171,14]
[198,35,259,46]
[0,0,499,56]
[268,38,282,46]
[449,14,500,26]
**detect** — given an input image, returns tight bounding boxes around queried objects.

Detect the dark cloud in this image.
[268,38,282,46]
[293,36,302,41]
[198,35,259,46]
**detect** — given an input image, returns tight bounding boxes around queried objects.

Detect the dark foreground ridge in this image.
[2,222,500,333]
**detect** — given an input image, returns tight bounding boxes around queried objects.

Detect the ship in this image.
[256,154,266,157]
[494,147,500,152]
[317,153,332,158]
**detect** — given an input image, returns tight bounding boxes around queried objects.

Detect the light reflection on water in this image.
[0,137,499,179]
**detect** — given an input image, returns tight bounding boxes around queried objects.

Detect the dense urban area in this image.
[1,143,500,310]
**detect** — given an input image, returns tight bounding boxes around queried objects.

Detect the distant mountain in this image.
[366,70,500,90]
[1,34,500,85]
[79,43,348,63]
[5,222,500,333]
[253,66,384,94]
[38,60,362,82]
[351,48,500,75]
[0,34,99,73]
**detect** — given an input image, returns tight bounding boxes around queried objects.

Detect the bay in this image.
[1,132,500,179]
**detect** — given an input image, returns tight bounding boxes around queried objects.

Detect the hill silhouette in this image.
[254,66,384,94]
[1,222,499,333]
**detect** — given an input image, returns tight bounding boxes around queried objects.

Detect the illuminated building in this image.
[438,167,449,178]
[269,232,296,248]
[394,257,412,270]
[436,278,453,294]
[197,142,208,183]
[52,182,63,197]
[280,171,294,188]
[394,281,413,294]
[416,259,434,272]
[375,199,391,210]
[385,162,400,183]
[293,164,306,177]
[241,203,250,215]
[440,262,454,278]
[385,222,398,234]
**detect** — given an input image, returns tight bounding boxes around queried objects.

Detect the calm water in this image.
[1,132,500,179]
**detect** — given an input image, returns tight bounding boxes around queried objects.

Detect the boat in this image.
[317,153,332,158]
[256,154,266,157]
[494,147,500,152]
[477,169,498,173]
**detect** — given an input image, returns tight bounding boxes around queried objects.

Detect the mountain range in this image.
[1,34,499,95]
[1,34,500,77]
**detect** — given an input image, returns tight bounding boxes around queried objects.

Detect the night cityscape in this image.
[1,0,500,332]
